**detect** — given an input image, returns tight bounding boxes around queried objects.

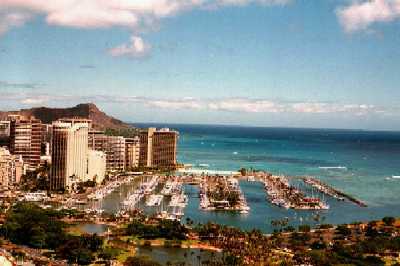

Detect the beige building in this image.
[0,147,24,188]
[8,115,42,170]
[87,149,106,184]
[89,131,126,172]
[50,119,89,191]
[139,128,178,168]
[125,136,140,170]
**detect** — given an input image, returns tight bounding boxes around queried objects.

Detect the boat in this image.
[392,176,400,179]
[319,166,347,170]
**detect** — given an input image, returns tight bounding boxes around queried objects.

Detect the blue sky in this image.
[0,0,400,130]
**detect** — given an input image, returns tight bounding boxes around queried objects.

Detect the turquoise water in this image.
[130,124,400,232]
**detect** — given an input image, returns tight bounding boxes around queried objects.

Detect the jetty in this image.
[301,177,367,207]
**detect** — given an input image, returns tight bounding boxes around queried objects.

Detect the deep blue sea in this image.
[134,123,400,232]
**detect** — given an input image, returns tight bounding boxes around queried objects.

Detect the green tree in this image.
[382,216,396,226]
[1,202,66,248]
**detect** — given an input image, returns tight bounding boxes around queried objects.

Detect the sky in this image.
[0,0,400,130]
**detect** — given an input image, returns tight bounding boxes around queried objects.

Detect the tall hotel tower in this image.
[139,128,178,168]
[50,119,89,191]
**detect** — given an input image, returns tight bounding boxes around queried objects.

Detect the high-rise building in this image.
[50,119,89,191]
[87,150,106,184]
[139,128,156,168]
[8,115,42,170]
[0,147,24,188]
[125,136,140,170]
[89,131,126,172]
[0,121,10,147]
[139,128,178,168]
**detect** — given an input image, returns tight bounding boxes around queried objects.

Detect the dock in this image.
[199,176,250,213]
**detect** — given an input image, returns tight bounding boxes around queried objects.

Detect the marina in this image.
[263,174,329,210]
[122,175,160,210]
[6,167,397,233]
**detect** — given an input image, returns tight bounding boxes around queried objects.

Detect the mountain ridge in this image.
[0,103,132,130]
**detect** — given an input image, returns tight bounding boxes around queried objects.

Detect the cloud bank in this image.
[337,0,400,32]
[0,0,291,56]
[0,90,393,116]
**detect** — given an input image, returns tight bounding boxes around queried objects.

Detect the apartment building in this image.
[89,131,126,172]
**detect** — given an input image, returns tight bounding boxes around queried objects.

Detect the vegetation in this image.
[0,203,108,265]
[20,163,50,191]
[75,180,97,193]
[382,216,396,226]
[126,219,188,240]
[0,202,67,249]
[55,234,103,264]
[1,203,399,265]
[207,184,240,207]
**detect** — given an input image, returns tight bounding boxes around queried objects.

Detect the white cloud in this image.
[0,0,292,56]
[20,97,49,105]
[109,35,151,58]
[208,98,284,113]
[337,0,400,32]
[146,99,203,109]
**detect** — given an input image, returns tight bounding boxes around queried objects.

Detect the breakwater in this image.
[301,177,367,207]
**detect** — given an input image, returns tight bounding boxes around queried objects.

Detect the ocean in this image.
[132,123,400,232]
